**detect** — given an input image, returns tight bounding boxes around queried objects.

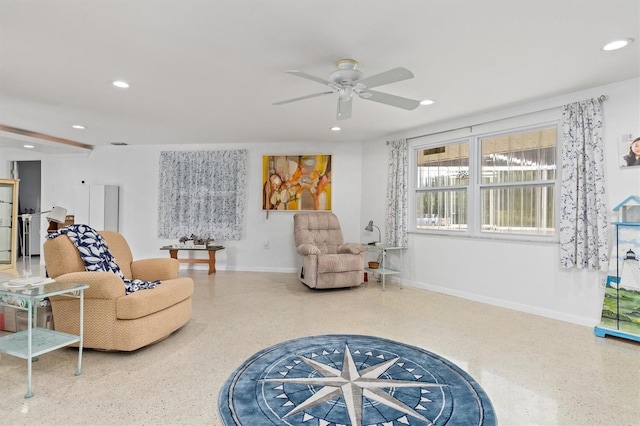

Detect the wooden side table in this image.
[160,246,225,274]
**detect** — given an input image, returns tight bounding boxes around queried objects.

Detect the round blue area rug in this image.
[219,334,496,426]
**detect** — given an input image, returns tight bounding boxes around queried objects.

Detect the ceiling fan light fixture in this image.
[274,59,419,120]
[330,69,363,85]
[339,86,355,101]
[602,38,633,51]
[330,126,341,131]
[71,124,86,129]
[329,58,364,85]
[420,99,435,106]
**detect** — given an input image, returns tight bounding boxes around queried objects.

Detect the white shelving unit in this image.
[594,222,640,343]
[0,179,19,272]
[364,245,406,290]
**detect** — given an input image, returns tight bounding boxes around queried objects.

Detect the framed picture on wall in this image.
[262,155,331,211]
[619,133,640,167]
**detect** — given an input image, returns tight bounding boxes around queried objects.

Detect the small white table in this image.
[364,245,407,290]
[0,280,88,398]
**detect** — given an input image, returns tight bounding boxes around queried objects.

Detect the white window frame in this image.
[410,121,560,242]
[413,137,472,234]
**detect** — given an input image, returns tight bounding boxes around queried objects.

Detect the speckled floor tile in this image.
[1,265,639,425]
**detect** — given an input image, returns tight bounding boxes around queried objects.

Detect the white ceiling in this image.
[1,0,638,155]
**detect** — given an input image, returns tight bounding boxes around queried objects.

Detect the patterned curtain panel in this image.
[157,150,248,240]
[386,139,409,247]
[559,98,608,271]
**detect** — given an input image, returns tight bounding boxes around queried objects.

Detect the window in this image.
[479,127,556,236]
[413,125,558,239]
[415,141,469,231]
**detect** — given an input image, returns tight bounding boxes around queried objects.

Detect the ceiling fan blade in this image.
[285,70,333,86]
[273,91,333,105]
[337,98,352,120]
[355,67,414,89]
[362,90,420,110]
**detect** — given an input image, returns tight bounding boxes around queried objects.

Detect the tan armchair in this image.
[293,212,364,289]
[43,230,194,351]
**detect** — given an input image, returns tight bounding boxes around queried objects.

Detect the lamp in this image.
[20,206,67,265]
[364,220,381,245]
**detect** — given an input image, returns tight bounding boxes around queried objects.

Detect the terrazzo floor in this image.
[1,262,639,425]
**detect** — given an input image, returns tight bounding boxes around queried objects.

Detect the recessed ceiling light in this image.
[23,144,34,149]
[420,99,435,106]
[112,80,130,88]
[602,38,633,51]
[71,124,86,129]
[330,126,341,131]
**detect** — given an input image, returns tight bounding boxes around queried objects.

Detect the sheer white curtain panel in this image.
[386,139,409,247]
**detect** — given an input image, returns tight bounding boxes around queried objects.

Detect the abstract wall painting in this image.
[262,155,331,211]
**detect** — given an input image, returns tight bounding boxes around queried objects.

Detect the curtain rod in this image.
[405,94,607,141]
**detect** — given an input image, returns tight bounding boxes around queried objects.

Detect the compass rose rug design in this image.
[219,334,496,426]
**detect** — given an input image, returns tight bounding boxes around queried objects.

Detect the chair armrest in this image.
[338,242,364,255]
[51,271,126,299]
[297,244,321,256]
[131,258,180,281]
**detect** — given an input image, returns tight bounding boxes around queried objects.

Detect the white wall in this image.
[361,78,640,326]
[1,78,637,327]
[34,141,363,273]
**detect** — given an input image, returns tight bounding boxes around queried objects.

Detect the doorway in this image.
[16,161,42,256]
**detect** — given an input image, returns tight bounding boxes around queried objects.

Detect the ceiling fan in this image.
[273,59,420,120]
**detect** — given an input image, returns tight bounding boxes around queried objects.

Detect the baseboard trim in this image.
[402,278,596,328]
[178,264,297,274]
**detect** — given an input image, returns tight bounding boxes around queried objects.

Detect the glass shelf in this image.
[0,328,81,359]
[0,280,88,398]
[364,245,407,290]
[365,266,400,275]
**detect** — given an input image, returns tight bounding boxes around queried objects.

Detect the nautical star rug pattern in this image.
[219,334,496,426]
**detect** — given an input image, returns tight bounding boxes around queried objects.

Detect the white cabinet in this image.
[89,185,119,231]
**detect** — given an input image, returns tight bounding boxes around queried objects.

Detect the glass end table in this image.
[0,278,88,398]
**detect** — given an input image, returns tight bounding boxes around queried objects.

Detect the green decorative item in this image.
[595,197,640,342]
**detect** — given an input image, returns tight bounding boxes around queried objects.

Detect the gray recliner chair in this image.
[293,212,364,289]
